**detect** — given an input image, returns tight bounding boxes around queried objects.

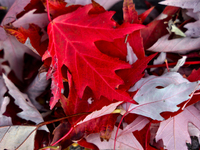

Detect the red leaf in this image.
[43,4,144,109]
[86,116,149,149]
[74,114,118,141]
[88,0,106,14]
[123,0,139,24]
[128,30,145,60]
[95,38,127,61]
[77,138,99,150]
[95,30,146,62]
[51,114,119,148]
[187,68,200,82]
[60,72,119,125]
[122,0,146,60]
[41,0,81,19]
[138,7,155,23]
[117,53,157,89]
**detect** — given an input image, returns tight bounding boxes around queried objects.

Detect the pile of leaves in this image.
[0,0,200,149]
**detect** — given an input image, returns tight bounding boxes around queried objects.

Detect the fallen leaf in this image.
[0,7,49,80]
[126,42,138,65]
[25,72,50,111]
[116,53,157,89]
[86,116,149,150]
[184,19,200,38]
[160,0,200,37]
[148,34,200,54]
[0,76,12,126]
[0,0,15,9]
[3,74,48,131]
[141,6,179,49]
[0,34,37,80]
[1,0,31,25]
[0,97,12,126]
[64,0,122,10]
[123,0,139,23]
[61,72,122,125]
[128,72,200,120]
[12,9,49,30]
[5,23,48,56]
[51,114,119,148]
[76,101,122,126]
[188,68,200,82]
[156,105,200,150]
[43,4,144,108]
[159,0,200,13]
[41,0,81,19]
[0,125,37,150]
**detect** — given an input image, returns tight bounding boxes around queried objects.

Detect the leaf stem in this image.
[114,111,129,150]
[147,61,200,69]
[165,59,170,72]
[37,112,90,128]
[51,127,74,146]
[145,122,151,150]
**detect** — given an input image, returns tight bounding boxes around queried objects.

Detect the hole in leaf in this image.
[156,86,164,89]
[61,65,68,81]
[0,49,4,58]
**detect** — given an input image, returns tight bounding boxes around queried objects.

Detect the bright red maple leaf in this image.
[43,3,144,109]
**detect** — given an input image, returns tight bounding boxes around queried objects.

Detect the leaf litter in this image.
[0,0,200,150]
